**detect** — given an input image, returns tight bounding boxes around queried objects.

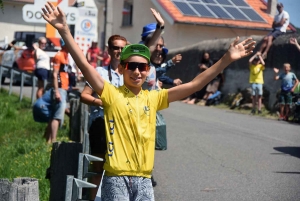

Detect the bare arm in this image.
[273,68,280,80]
[290,38,300,51]
[52,68,62,102]
[291,79,299,93]
[42,2,104,95]
[145,8,164,52]
[168,37,255,103]
[80,84,103,106]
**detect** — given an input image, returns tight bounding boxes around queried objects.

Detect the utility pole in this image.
[103,0,113,51]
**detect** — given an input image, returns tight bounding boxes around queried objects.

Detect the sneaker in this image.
[278,116,285,121]
[258,110,262,114]
[250,109,256,115]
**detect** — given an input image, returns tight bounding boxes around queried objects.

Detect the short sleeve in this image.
[293,73,298,81]
[283,11,289,20]
[279,73,284,80]
[52,54,60,70]
[149,89,169,111]
[98,80,118,107]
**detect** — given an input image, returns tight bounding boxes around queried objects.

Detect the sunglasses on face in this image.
[122,62,150,72]
[156,44,163,48]
[110,45,124,51]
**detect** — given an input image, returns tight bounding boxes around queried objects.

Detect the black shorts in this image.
[268,29,284,39]
[89,117,107,154]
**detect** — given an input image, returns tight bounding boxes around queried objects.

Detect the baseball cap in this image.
[141,23,156,37]
[162,47,168,55]
[60,38,65,47]
[120,44,150,63]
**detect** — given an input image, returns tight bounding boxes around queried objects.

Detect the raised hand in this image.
[172,54,182,64]
[41,2,67,31]
[150,8,164,26]
[290,37,298,45]
[226,37,256,62]
[273,68,279,74]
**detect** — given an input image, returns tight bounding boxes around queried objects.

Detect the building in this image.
[0,0,295,50]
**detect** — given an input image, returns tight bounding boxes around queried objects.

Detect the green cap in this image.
[120,44,150,63]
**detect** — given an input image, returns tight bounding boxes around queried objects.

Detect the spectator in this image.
[86,39,103,68]
[42,2,255,199]
[249,52,265,115]
[43,38,69,143]
[258,3,289,59]
[274,63,298,121]
[182,52,214,104]
[101,44,111,66]
[68,53,80,89]
[34,37,50,99]
[290,37,300,51]
[80,35,126,199]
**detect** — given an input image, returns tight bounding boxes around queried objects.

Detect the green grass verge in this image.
[0,89,69,201]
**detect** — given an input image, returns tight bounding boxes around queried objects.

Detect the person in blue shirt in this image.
[274,63,299,121]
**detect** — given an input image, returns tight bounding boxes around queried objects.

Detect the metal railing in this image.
[0,65,38,105]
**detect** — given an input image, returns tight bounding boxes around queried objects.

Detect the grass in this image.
[0,88,69,201]
[213,103,279,119]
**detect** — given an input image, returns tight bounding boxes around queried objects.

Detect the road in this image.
[2,82,300,201]
[154,102,300,201]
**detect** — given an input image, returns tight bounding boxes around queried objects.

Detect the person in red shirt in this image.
[44,38,69,143]
[86,39,103,68]
[101,44,111,66]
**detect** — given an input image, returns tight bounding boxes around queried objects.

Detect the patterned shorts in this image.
[101,176,154,201]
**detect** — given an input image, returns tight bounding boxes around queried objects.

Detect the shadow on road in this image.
[273,146,300,159]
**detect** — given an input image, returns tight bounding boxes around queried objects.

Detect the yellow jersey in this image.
[99,81,169,178]
[249,64,265,84]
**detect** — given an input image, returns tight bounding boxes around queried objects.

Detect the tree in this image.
[0,0,3,12]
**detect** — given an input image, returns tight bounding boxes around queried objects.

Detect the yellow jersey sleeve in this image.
[149,89,169,111]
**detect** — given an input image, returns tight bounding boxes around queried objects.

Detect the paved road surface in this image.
[154,102,300,201]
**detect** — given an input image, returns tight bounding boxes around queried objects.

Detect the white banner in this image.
[74,8,98,56]
[22,0,78,24]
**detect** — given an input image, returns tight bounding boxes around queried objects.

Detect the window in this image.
[122,1,133,26]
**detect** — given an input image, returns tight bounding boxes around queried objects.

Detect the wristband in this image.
[156,24,164,30]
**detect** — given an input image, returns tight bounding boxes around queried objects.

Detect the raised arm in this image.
[273,68,280,80]
[41,2,104,95]
[290,38,300,52]
[145,8,164,52]
[80,84,103,106]
[168,37,255,103]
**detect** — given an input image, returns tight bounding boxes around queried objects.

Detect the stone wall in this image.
[166,33,300,109]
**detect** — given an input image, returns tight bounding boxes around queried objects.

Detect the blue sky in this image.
[277,0,300,28]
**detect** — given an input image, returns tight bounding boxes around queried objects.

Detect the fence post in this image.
[69,100,88,142]
[0,66,3,89]
[9,69,14,95]
[49,142,82,201]
[0,179,10,201]
[31,76,36,105]
[19,72,24,101]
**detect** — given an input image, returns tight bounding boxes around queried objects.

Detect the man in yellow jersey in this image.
[41,2,256,200]
[248,52,265,115]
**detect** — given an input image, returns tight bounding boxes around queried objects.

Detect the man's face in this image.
[277,5,283,12]
[39,39,47,50]
[119,55,150,89]
[91,42,98,48]
[108,39,126,62]
[150,38,164,65]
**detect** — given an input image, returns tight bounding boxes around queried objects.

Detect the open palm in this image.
[150,8,164,26]
[227,37,256,62]
[42,2,67,31]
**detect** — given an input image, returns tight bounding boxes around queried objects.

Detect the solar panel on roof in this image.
[240,8,265,22]
[224,7,248,20]
[173,1,198,16]
[215,0,232,5]
[230,0,249,7]
[171,0,266,23]
[207,5,232,19]
[190,3,216,17]
[203,0,216,4]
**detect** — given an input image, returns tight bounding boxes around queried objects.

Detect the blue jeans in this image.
[251,83,263,96]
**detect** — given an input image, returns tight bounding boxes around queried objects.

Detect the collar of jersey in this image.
[120,84,143,97]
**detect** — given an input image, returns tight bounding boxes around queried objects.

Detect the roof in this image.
[156,0,294,31]
[5,0,77,6]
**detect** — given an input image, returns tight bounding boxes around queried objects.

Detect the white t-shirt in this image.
[68,53,77,73]
[35,48,50,70]
[274,10,289,32]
